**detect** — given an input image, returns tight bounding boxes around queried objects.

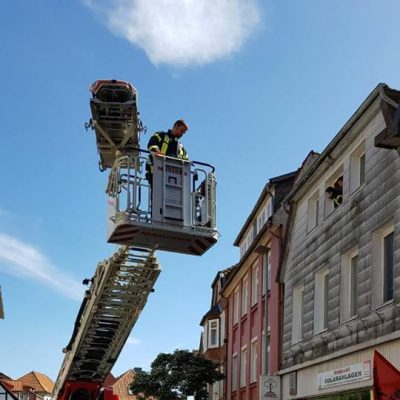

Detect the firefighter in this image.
[325,186,342,208]
[146,119,189,185]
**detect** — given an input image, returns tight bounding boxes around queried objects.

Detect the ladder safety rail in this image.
[53,246,160,400]
[88,80,143,171]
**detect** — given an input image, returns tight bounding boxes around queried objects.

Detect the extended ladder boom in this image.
[53,246,160,400]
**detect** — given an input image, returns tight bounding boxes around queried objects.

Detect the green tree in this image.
[130,349,224,400]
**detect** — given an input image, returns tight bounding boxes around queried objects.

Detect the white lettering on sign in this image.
[318,361,371,389]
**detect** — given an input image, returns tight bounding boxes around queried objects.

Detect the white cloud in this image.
[127,336,140,345]
[86,0,261,67]
[0,233,84,301]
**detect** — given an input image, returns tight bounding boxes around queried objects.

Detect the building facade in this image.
[279,84,400,399]
[200,267,236,400]
[221,172,296,400]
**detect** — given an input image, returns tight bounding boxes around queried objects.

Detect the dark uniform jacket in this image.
[147,130,188,160]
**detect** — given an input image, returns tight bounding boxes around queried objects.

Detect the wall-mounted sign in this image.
[289,371,297,396]
[260,375,281,399]
[318,361,371,389]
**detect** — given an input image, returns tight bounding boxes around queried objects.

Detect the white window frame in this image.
[241,275,248,317]
[307,190,319,232]
[208,319,219,348]
[251,263,259,306]
[250,337,258,383]
[350,141,366,194]
[372,222,395,308]
[232,352,238,391]
[220,310,226,345]
[233,287,240,324]
[340,247,359,323]
[240,345,247,388]
[291,284,304,344]
[314,268,329,334]
[202,328,208,351]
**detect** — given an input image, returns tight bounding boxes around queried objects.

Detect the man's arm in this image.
[148,133,164,156]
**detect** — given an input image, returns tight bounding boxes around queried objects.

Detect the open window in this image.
[325,167,343,217]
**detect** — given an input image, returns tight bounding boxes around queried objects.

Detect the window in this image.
[266,334,270,374]
[262,250,271,295]
[325,168,343,216]
[220,311,226,344]
[291,285,304,344]
[261,330,266,375]
[314,268,329,334]
[250,338,258,383]
[252,220,257,240]
[267,197,273,218]
[372,223,395,308]
[233,288,239,324]
[350,254,359,317]
[241,275,248,317]
[251,263,259,306]
[202,329,208,351]
[268,253,271,291]
[208,319,219,348]
[350,141,366,193]
[307,190,319,231]
[340,247,359,322]
[383,231,395,302]
[240,346,247,387]
[232,353,238,391]
[240,232,251,258]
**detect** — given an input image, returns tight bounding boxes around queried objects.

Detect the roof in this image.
[0,381,19,400]
[17,372,54,394]
[285,83,399,202]
[1,380,24,392]
[199,303,222,326]
[233,171,298,246]
[104,373,117,387]
[0,373,11,380]
[110,370,138,400]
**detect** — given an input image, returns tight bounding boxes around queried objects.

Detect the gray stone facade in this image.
[280,84,400,371]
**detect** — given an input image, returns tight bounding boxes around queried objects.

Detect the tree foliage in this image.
[129,349,224,400]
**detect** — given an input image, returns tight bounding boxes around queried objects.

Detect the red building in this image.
[221,172,296,400]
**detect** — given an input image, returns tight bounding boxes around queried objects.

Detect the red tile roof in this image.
[17,372,54,394]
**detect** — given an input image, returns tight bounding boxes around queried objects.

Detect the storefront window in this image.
[316,389,371,400]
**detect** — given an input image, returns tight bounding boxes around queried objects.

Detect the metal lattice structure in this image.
[53,247,160,399]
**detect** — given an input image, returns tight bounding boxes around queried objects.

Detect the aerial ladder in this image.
[53,80,218,400]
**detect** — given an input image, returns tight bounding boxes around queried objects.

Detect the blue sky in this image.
[1,0,400,380]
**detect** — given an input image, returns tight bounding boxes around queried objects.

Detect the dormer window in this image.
[208,319,219,348]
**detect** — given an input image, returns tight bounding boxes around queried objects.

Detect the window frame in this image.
[240,345,247,388]
[233,287,240,325]
[307,190,320,232]
[349,140,366,194]
[314,268,329,335]
[291,284,304,344]
[251,263,259,306]
[241,275,248,317]
[208,318,219,348]
[250,337,258,383]
[232,352,238,391]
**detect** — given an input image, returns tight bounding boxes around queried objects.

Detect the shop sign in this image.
[318,361,371,389]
